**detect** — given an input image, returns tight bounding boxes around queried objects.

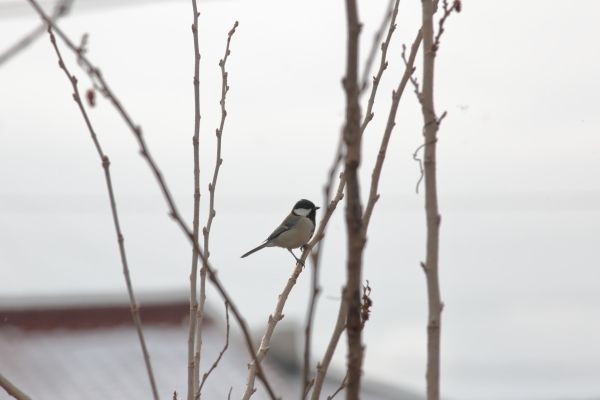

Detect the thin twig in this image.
[45,26,160,400]
[0,373,31,400]
[301,123,343,400]
[187,1,202,399]
[362,29,422,231]
[26,2,277,398]
[401,43,423,106]
[0,0,72,67]
[197,302,230,396]
[242,174,346,400]
[360,0,400,135]
[432,0,460,53]
[359,0,394,95]
[326,374,348,400]
[195,21,238,400]
[309,286,348,400]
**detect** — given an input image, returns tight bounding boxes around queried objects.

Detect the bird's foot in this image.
[288,249,305,267]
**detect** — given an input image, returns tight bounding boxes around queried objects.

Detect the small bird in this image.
[241,199,320,265]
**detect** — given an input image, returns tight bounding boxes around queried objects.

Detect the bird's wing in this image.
[266,214,300,242]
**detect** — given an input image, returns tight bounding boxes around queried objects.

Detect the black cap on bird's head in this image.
[292,199,320,220]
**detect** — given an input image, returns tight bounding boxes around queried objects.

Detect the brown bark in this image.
[342,1,365,399]
[419,1,444,399]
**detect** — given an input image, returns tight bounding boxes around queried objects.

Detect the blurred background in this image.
[1,0,599,399]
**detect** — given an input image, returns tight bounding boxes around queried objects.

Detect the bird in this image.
[241,199,320,265]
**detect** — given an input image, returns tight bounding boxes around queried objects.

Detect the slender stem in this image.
[309,287,348,400]
[327,374,348,400]
[360,0,400,135]
[195,20,238,400]
[418,0,456,399]
[26,2,277,398]
[45,26,160,400]
[187,1,202,399]
[0,373,31,400]
[362,29,422,232]
[302,130,342,399]
[197,302,230,397]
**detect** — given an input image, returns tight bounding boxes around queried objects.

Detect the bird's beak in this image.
[316,206,320,210]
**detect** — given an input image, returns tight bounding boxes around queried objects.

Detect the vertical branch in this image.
[195,20,238,400]
[342,1,364,399]
[45,27,160,400]
[302,126,344,398]
[359,0,394,95]
[309,287,348,400]
[304,2,402,397]
[360,0,399,134]
[418,1,458,399]
[0,373,31,400]
[187,1,202,399]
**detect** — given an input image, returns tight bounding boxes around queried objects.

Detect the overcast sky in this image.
[1,1,599,399]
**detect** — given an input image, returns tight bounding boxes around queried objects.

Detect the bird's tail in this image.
[241,242,269,258]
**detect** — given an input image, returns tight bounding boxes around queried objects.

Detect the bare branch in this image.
[242,174,346,400]
[197,302,230,396]
[0,373,31,400]
[301,5,397,393]
[362,29,422,231]
[196,22,238,398]
[363,29,421,228]
[418,0,457,397]
[401,42,423,105]
[26,2,277,398]
[0,0,72,67]
[45,26,160,400]
[326,374,348,400]
[187,1,202,399]
[432,0,461,53]
[309,287,348,400]
[341,0,365,398]
[359,0,394,95]
[360,0,400,135]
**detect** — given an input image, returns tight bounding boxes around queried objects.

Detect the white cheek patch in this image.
[294,208,311,217]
